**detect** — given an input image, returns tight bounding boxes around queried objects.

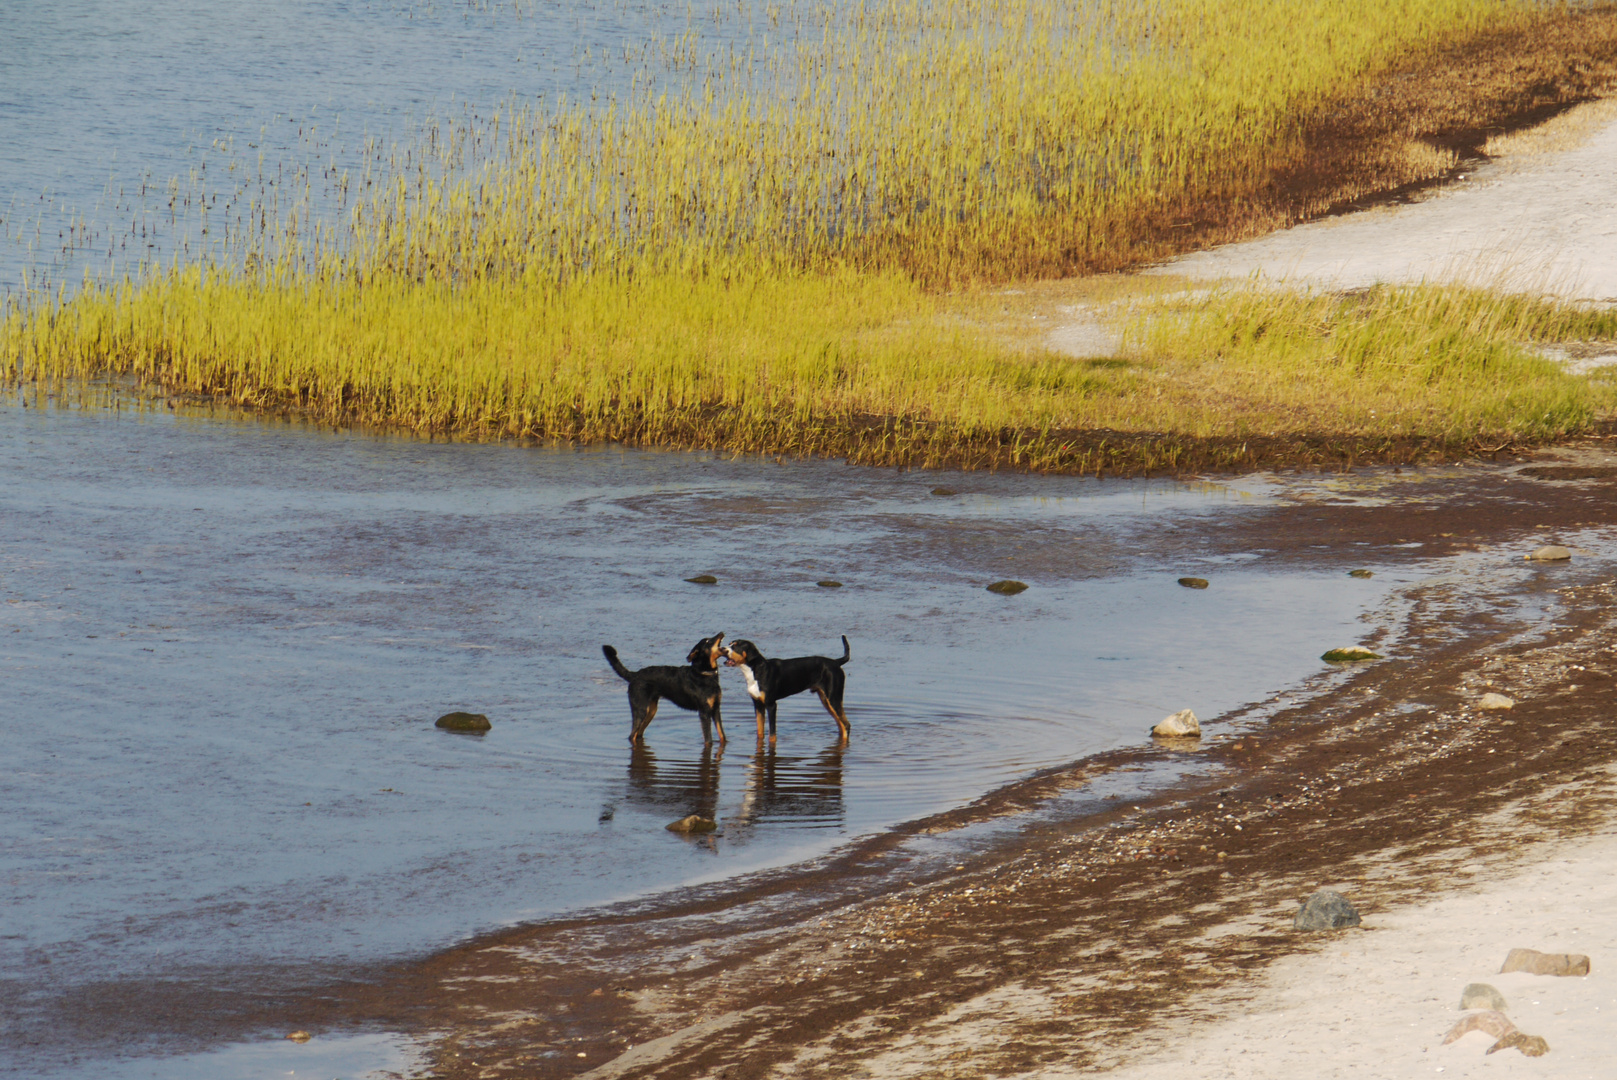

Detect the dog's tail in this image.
[833,635,851,666]
[602,645,635,682]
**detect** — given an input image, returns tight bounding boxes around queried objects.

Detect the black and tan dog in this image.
[602,633,727,744]
[722,636,851,743]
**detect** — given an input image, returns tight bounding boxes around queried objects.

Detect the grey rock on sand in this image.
[1477,692,1516,711]
[435,711,492,733]
[1499,947,1590,976]
[1458,982,1508,1011]
[1488,1031,1550,1057]
[1293,888,1361,930]
[1525,545,1572,562]
[1151,709,1200,738]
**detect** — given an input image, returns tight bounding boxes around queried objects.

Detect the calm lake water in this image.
[0,393,1410,1076]
[1,0,784,292]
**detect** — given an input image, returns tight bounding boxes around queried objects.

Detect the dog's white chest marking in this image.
[737,663,765,702]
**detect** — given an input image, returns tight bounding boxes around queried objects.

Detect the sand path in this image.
[1144,99,1617,301]
[1046,823,1617,1080]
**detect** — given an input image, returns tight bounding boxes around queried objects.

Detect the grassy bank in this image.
[6,0,1617,473]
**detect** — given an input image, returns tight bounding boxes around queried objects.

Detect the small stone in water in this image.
[667,814,717,834]
[1525,545,1572,562]
[1177,577,1209,589]
[1477,692,1515,711]
[435,711,491,733]
[816,580,843,588]
[930,487,958,496]
[286,1030,312,1043]
[1348,569,1374,578]
[1322,646,1382,663]
[986,580,1028,595]
[685,574,719,584]
[1151,708,1200,738]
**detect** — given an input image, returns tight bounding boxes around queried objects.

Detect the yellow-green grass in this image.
[8,270,1615,473]
[5,0,1615,474]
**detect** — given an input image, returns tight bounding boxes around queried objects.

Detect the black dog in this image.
[602,633,727,745]
[722,636,850,743]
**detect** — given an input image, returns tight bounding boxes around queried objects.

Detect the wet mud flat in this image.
[34,440,1617,1080]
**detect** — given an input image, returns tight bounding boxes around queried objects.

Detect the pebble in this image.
[1293,888,1361,930]
[1459,982,1508,1011]
[666,814,718,834]
[286,1031,312,1043]
[435,711,491,733]
[930,487,958,496]
[1348,569,1374,578]
[1151,708,1200,738]
[1321,646,1382,663]
[986,580,1028,595]
[1476,692,1515,711]
[816,580,843,588]
[1499,947,1589,976]
[1177,577,1209,589]
[685,574,719,584]
[1525,545,1572,561]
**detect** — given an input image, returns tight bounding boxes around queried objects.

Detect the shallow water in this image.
[0,395,1413,1074]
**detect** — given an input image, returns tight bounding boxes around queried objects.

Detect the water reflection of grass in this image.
[4,0,1616,472]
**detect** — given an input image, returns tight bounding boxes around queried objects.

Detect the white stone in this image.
[1478,692,1516,711]
[1152,709,1200,737]
[1525,545,1572,561]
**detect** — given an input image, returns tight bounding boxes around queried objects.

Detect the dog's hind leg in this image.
[814,681,850,741]
[711,702,726,745]
[629,693,659,743]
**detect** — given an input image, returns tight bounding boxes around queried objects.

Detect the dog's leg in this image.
[766,701,778,743]
[630,693,660,743]
[700,711,712,744]
[754,703,767,741]
[814,685,850,741]
[711,700,727,745]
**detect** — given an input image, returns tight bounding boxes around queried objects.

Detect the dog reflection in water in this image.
[733,741,846,830]
[624,742,724,825]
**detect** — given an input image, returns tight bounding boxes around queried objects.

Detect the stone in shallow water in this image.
[666,815,717,834]
[685,574,719,584]
[286,1031,313,1043]
[1321,646,1382,662]
[1293,888,1361,930]
[435,711,491,733]
[986,580,1028,595]
[816,580,843,588]
[1459,982,1508,1011]
[1525,545,1572,561]
[1177,577,1209,589]
[930,487,958,496]
[1348,569,1374,578]
[1499,948,1589,976]
[1151,709,1200,738]
[1477,692,1516,711]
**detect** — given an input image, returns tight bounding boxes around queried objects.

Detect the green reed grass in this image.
[5,0,1611,474]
